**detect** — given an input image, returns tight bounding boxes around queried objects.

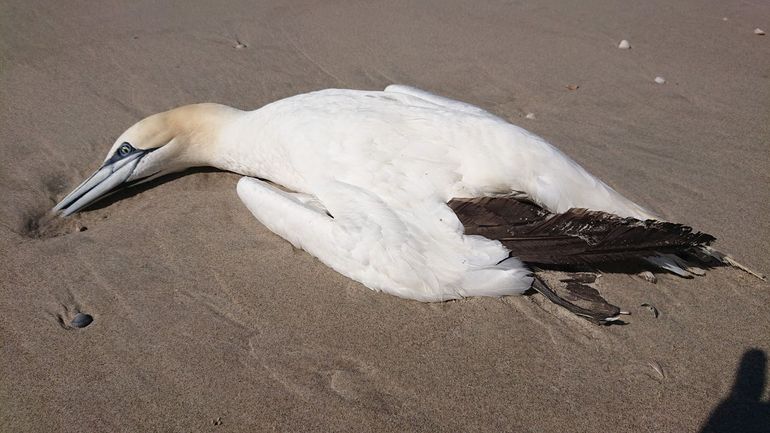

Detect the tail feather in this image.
[699,246,766,280]
[644,255,694,278]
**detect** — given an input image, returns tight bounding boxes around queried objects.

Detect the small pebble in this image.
[722,17,728,21]
[71,313,93,328]
[618,39,631,49]
[234,41,247,49]
[565,84,579,91]
[654,76,666,84]
[525,112,536,120]
[755,28,766,36]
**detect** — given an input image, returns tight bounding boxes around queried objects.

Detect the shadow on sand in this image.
[699,349,769,433]
[82,167,225,212]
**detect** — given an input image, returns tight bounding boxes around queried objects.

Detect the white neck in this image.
[202,107,305,192]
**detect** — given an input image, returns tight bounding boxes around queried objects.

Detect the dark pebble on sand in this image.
[71,313,93,328]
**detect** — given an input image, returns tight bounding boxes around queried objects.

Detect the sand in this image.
[1,0,769,431]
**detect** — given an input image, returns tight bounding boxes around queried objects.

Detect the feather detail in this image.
[531,275,623,324]
[448,196,715,265]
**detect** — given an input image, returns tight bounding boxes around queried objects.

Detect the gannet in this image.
[53,85,752,322]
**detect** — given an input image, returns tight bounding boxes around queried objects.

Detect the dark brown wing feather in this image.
[448,196,715,265]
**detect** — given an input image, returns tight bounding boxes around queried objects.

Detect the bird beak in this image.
[53,150,148,216]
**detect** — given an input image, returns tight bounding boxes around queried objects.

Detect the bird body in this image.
[217,87,655,220]
[54,85,736,314]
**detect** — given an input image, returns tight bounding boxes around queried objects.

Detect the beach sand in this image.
[1,0,768,431]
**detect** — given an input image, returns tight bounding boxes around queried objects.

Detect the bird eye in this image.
[118,143,133,156]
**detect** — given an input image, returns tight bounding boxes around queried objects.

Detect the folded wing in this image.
[448,195,715,265]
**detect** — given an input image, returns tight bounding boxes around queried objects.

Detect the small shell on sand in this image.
[525,112,536,120]
[618,39,631,49]
[641,303,660,318]
[71,312,93,328]
[755,28,766,35]
[654,76,666,84]
[722,17,728,21]
[637,271,657,284]
[648,360,666,379]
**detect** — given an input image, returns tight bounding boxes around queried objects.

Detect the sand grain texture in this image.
[1,1,769,432]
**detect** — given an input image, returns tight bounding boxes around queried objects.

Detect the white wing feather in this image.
[237,177,532,301]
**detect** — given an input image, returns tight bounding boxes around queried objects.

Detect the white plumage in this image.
[55,85,667,302]
[223,85,656,301]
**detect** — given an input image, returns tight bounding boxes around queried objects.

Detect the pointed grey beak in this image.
[53,151,147,216]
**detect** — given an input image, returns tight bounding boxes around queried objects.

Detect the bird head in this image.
[53,103,239,216]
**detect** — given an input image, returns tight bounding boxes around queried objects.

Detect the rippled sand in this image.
[1,1,768,431]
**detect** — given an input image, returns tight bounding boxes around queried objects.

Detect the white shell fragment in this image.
[525,112,536,120]
[618,39,631,49]
[654,76,666,84]
[755,28,766,35]
[637,271,657,284]
[641,303,660,318]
